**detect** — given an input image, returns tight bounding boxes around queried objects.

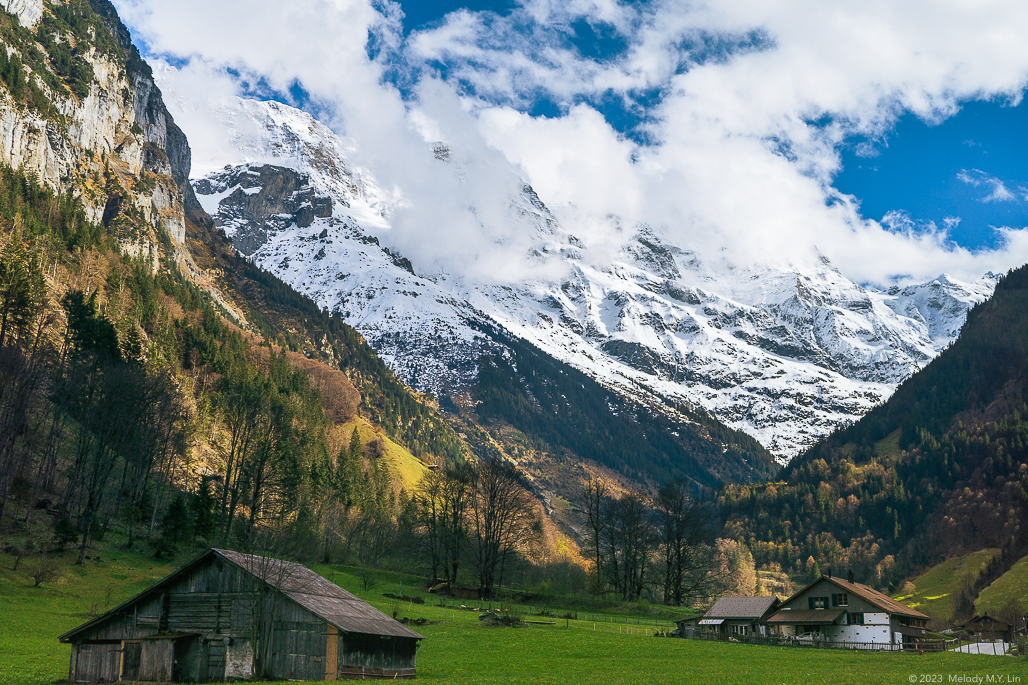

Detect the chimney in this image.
[847,569,854,583]
[826,567,832,578]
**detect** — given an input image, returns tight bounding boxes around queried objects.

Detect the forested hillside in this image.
[0,0,475,574]
[472,321,778,488]
[0,161,440,566]
[720,264,1028,619]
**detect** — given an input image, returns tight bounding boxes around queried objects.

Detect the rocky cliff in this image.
[0,0,204,266]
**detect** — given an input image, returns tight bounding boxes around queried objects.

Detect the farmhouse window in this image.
[809,597,828,610]
[832,593,848,607]
[848,612,864,625]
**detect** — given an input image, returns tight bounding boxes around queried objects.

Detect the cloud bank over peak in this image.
[116,0,1028,286]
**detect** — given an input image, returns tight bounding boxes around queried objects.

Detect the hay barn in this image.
[59,548,423,682]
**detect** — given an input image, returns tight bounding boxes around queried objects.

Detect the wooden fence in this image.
[678,630,966,652]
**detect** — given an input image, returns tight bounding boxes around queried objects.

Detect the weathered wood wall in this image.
[139,640,173,682]
[341,633,417,671]
[69,642,120,683]
[268,619,328,682]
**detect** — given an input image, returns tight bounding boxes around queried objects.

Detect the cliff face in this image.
[0,0,43,28]
[0,0,208,267]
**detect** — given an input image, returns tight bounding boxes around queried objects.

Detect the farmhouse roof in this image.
[703,596,781,620]
[60,548,423,643]
[781,575,929,620]
[765,608,846,624]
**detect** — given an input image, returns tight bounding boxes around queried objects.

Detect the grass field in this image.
[342,416,430,491]
[893,549,1000,621]
[976,554,1028,616]
[3,548,1024,684]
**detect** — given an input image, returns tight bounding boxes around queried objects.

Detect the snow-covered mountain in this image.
[189,97,997,461]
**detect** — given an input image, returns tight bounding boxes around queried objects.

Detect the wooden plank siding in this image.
[269,620,328,682]
[139,640,173,682]
[70,642,120,684]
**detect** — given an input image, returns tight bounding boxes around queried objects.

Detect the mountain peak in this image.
[190,96,997,461]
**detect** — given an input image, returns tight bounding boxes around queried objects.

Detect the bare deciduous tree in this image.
[413,463,474,584]
[467,460,539,599]
[600,491,654,601]
[28,553,60,587]
[583,478,608,596]
[654,481,722,606]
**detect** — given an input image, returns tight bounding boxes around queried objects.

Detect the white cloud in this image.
[114,0,1028,286]
[957,168,1017,203]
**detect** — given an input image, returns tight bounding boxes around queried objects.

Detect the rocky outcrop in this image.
[86,0,210,231]
[1,0,43,28]
[194,164,332,255]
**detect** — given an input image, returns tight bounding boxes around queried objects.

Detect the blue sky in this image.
[394,0,1028,253]
[120,0,1028,284]
[835,99,1028,251]
[397,0,518,33]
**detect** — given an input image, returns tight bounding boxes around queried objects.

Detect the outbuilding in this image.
[59,548,423,682]
[959,614,1012,642]
[677,596,781,639]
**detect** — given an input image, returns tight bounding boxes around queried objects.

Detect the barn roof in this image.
[60,548,423,643]
[214,549,423,639]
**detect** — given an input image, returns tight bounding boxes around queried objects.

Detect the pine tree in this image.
[0,237,44,347]
[191,476,217,541]
[156,493,193,558]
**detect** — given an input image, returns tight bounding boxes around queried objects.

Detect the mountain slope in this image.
[720,265,1028,604]
[179,94,995,462]
[180,100,778,486]
[0,0,473,568]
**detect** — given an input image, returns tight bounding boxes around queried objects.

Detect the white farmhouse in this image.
[766,571,929,647]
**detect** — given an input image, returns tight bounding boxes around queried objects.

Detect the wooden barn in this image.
[59,548,424,682]
[959,614,1013,642]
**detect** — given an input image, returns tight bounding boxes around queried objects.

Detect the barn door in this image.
[121,641,142,681]
[325,625,338,681]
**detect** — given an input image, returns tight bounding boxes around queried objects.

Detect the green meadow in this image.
[975,555,1028,617]
[893,549,1001,621]
[1,550,1023,685]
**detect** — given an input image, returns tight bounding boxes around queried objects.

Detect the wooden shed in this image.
[59,548,424,682]
[960,614,1013,642]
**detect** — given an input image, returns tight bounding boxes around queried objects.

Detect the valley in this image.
[0,0,1024,682]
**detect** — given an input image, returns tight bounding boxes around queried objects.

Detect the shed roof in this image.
[60,549,423,643]
[781,575,929,620]
[704,596,781,620]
